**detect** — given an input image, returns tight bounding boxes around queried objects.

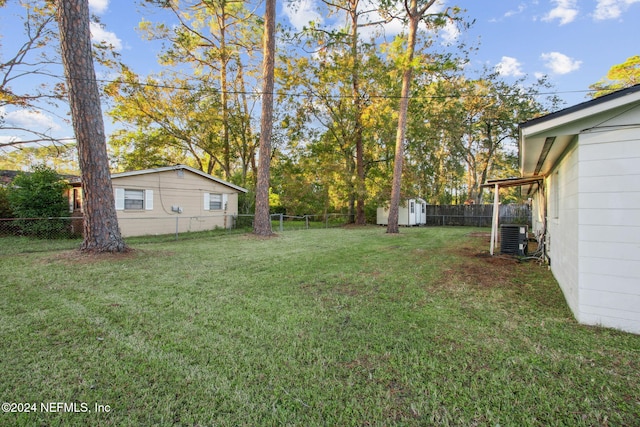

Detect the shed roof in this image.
[111,165,248,193]
[519,84,640,178]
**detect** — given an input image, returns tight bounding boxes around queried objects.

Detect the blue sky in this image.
[1,0,639,148]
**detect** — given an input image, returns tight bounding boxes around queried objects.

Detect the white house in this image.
[519,84,640,334]
[377,198,427,226]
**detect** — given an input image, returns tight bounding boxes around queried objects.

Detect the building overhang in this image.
[519,84,640,179]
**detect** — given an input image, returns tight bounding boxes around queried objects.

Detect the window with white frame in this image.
[125,189,144,210]
[204,193,227,211]
[115,188,153,211]
[210,194,223,210]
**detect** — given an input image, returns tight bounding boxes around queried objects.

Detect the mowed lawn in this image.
[1,227,638,426]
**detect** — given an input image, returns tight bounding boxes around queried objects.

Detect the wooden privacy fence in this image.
[424,204,531,227]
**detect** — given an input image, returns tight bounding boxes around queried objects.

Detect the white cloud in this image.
[593,0,640,20]
[4,110,61,132]
[504,3,527,18]
[542,0,579,25]
[496,56,525,77]
[283,0,324,32]
[90,21,123,51]
[540,51,582,74]
[439,20,460,45]
[89,0,109,15]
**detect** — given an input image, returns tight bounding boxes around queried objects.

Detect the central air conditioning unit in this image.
[500,224,528,256]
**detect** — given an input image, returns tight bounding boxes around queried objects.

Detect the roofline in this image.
[520,84,640,130]
[481,176,544,188]
[111,165,248,193]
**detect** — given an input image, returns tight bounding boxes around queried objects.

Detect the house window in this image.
[204,193,227,211]
[209,194,223,210]
[115,188,153,211]
[410,201,415,214]
[125,189,145,210]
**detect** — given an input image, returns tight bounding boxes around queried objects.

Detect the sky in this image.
[1,0,639,150]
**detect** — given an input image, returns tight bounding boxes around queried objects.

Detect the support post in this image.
[490,183,499,255]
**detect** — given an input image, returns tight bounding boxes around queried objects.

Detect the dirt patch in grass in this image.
[441,234,522,289]
[240,232,280,240]
[45,248,174,265]
[467,231,492,239]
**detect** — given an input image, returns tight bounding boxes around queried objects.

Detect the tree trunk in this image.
[56,0,126,252]
[350,0,366,225]
[253,0,276,236]
[219,9,231,180]
[387,11,420,234]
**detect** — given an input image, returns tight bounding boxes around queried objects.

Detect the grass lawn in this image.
[1,227,638,426]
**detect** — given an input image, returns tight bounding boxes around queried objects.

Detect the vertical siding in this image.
[577,127,640,334]
[547,144,581,317]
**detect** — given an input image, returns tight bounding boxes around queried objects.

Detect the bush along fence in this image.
[424,204,532,227]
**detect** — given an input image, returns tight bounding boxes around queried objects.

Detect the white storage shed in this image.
[377,198,427,226]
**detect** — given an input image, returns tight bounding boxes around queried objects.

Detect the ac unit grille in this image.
[500,224,528,256]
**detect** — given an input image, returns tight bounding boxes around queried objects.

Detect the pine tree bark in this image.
[56,0,126,252]
[253,0,276,236]
[387,0,437,233]
[350,0,366,225]
[387,12,419,234]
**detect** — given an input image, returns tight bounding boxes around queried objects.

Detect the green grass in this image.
[1,227,638,426]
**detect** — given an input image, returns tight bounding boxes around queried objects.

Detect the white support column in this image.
[490,183,499,256]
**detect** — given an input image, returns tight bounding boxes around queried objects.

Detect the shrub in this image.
[0,186,13,218]
[7,165,71,238]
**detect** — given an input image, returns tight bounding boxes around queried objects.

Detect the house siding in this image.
[577,127,640,333]
[112,169,241,237]
[547,144,580,317]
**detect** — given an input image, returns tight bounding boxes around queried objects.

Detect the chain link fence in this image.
[0,213,354,241]
[0,217,83,239]
[0,208,526,242]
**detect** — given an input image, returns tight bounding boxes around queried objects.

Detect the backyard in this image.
[0,227,638,426]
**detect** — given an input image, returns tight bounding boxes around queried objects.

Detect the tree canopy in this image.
[589,55,640,98]
[3,0,566,224]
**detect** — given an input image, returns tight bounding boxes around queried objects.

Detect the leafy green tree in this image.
[277,8,399,222]
[7,165,69,236]
[452,73,560,203]
[128,0,262,185]
[0,144,78,174]
[589,55,640,98]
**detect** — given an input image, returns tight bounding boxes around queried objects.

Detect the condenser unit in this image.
[500,224,528,256]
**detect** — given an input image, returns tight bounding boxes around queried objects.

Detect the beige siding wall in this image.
[112,169,241,237]
[577,127,640,334]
